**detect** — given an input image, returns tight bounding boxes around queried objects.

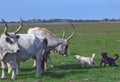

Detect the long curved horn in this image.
[61,27,66,39]
[66,23,75,41]
[1,19,9,36]
[14,18,23,34]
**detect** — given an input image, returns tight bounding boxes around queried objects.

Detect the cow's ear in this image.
[16,35,20,39]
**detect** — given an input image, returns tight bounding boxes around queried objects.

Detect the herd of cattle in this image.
[0,19,75,80]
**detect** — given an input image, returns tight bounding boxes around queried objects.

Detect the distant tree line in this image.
[1,18,120,23]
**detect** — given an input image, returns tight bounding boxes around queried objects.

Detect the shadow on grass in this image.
[43,64,115,79]
[15,64,89,79]
[16,68,35,79]
[15,63,118,80]
[43,63,98,79]
[20,67,35,72]
[56,63,101,70]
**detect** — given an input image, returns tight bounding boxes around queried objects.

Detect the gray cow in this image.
[0,19,47,80]
[28,24,75,68]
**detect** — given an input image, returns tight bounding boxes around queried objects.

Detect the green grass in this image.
[0,22,120,82]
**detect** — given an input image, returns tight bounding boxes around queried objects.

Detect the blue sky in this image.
[0,0,119,21]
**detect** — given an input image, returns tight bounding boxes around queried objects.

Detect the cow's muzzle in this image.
[16,50,20,53]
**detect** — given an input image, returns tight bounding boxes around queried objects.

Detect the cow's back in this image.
[17,34,45,61]
[28,27,61,49]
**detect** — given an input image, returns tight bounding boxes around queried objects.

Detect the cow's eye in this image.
[6,37,13,44]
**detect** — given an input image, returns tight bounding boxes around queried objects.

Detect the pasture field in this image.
[0,22,120,82]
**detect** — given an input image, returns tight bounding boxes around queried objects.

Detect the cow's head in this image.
[54,24,75,57]
[0,19,23,54]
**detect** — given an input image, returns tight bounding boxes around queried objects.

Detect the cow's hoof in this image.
[35,73,42,77]
[0,77,5,80]
[51,65,56,68]
[32,66,36,69]
[50,65,54,68]
[11,77,15,80]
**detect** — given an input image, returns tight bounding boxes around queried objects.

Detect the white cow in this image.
[0,19,47,80]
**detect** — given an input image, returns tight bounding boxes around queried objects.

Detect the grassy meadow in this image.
[0,22,120,82]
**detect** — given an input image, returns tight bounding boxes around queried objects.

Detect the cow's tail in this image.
[114,54,119,61]
[41,38,48,72]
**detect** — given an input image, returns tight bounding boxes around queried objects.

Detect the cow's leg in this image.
[35,54,42,77]
[11,56,17,80]
[1,61,6,79]
[11,68,16,80]
[7,62,12,74]
[41,52,47,71]
[16,62,20,75]
[45,51,55,68]
[47,55,54,68]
